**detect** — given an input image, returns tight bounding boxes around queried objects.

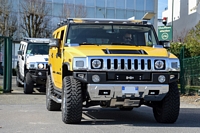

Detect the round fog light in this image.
[38,72,42,76]
[92,75,100,82]
[158,75,166,83]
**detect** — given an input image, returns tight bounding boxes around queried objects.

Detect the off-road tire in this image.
[46,75,61,111]
[119,107,133,111]
[153,82,180,123]
[24,72,34,94]
[62,76,82,124]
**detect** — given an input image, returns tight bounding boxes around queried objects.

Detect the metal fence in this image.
[180,46,200,94]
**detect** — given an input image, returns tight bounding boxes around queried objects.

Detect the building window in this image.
[87,7,95,18]
[116,0,125,9]
[75,0,85,5]
[107,0,115,8]
[86,0,94,6]
[96,0,105,7]
[46,3,53,16]
[53,3,63,17]
[126,10,135,19]
[145,0,154,11]
[106,9,115,18]
[136,0,144,10]
[116,9,125,19]
[53,0,64,3]
[96,7,105,18]
[126,0,134,9]
[65,0,74,4]
[188,0,197,15]
[135,11,144,19]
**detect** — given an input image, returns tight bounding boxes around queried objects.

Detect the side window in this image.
[19,44,23,50]
[60,30,64,40]
[56,32,59,39]
[53,34,56,38]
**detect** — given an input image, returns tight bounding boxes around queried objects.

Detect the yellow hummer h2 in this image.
[46,18,180,124]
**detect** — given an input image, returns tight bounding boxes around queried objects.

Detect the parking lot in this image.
[0,76,200,133]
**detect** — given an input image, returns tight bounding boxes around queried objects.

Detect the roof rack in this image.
[56,18,149,28]
[23,38,50,43]
[56,12,155,28]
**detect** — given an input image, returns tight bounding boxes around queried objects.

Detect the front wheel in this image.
[24,72,34,94]
[46,75,61,111]
[153,82,180,123]
[62,76,82,124]
[16,68,23,87]
[16,74,23,87]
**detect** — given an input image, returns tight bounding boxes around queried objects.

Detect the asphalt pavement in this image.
[0,76,200,133]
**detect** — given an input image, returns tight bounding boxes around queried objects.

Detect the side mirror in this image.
[49,39,59,47]
[17,50,23,56]
[159,41,170,48]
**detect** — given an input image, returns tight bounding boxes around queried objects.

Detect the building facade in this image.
[162,0,200,42]
[1,0,158,70]
[10,0,158,40]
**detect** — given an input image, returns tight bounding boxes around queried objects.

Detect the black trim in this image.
[73,72,177,84]
[56,72,62,75]
[29,70,47,84]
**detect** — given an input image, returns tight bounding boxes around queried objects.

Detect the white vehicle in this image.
[16,38,50,94]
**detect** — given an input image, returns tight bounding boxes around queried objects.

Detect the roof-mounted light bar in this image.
[56,18,149,28]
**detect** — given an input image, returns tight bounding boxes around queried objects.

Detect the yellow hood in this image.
[65,45,169,57]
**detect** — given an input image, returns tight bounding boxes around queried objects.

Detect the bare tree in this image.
[0,0,17,37]
[20,0,52,38]
[61,3,87,19]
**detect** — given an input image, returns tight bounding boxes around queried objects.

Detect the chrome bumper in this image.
[87,84,169,101]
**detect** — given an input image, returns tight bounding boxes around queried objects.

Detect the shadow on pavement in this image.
[80,107,200,127]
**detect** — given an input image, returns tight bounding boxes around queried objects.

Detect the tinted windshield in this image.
[66,24,158,46]
[26,43,49,55]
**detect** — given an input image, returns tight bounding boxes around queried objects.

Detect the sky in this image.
[158,0,168,19]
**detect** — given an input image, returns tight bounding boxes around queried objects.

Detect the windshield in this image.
[66,24,158,46]
[26,43,49,55]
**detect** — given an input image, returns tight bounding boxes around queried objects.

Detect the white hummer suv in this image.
[16,38,50,94]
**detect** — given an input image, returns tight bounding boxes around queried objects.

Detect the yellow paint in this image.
[49,19,178,89]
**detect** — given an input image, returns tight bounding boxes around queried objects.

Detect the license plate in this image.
[122,86,138,94]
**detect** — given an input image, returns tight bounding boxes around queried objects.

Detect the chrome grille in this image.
[106,58,152,70]
[88,57,167,71]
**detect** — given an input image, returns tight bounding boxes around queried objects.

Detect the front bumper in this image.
[29,70,47,84]
[88,84,169,101]
[73,71,179,84]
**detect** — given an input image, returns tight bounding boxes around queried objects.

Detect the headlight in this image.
[73,57,87,70]
[155,60,164,69]
[38,63,44,69]
[27,62,36,69]
[158,75,166,83]
[92,59,102,69]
